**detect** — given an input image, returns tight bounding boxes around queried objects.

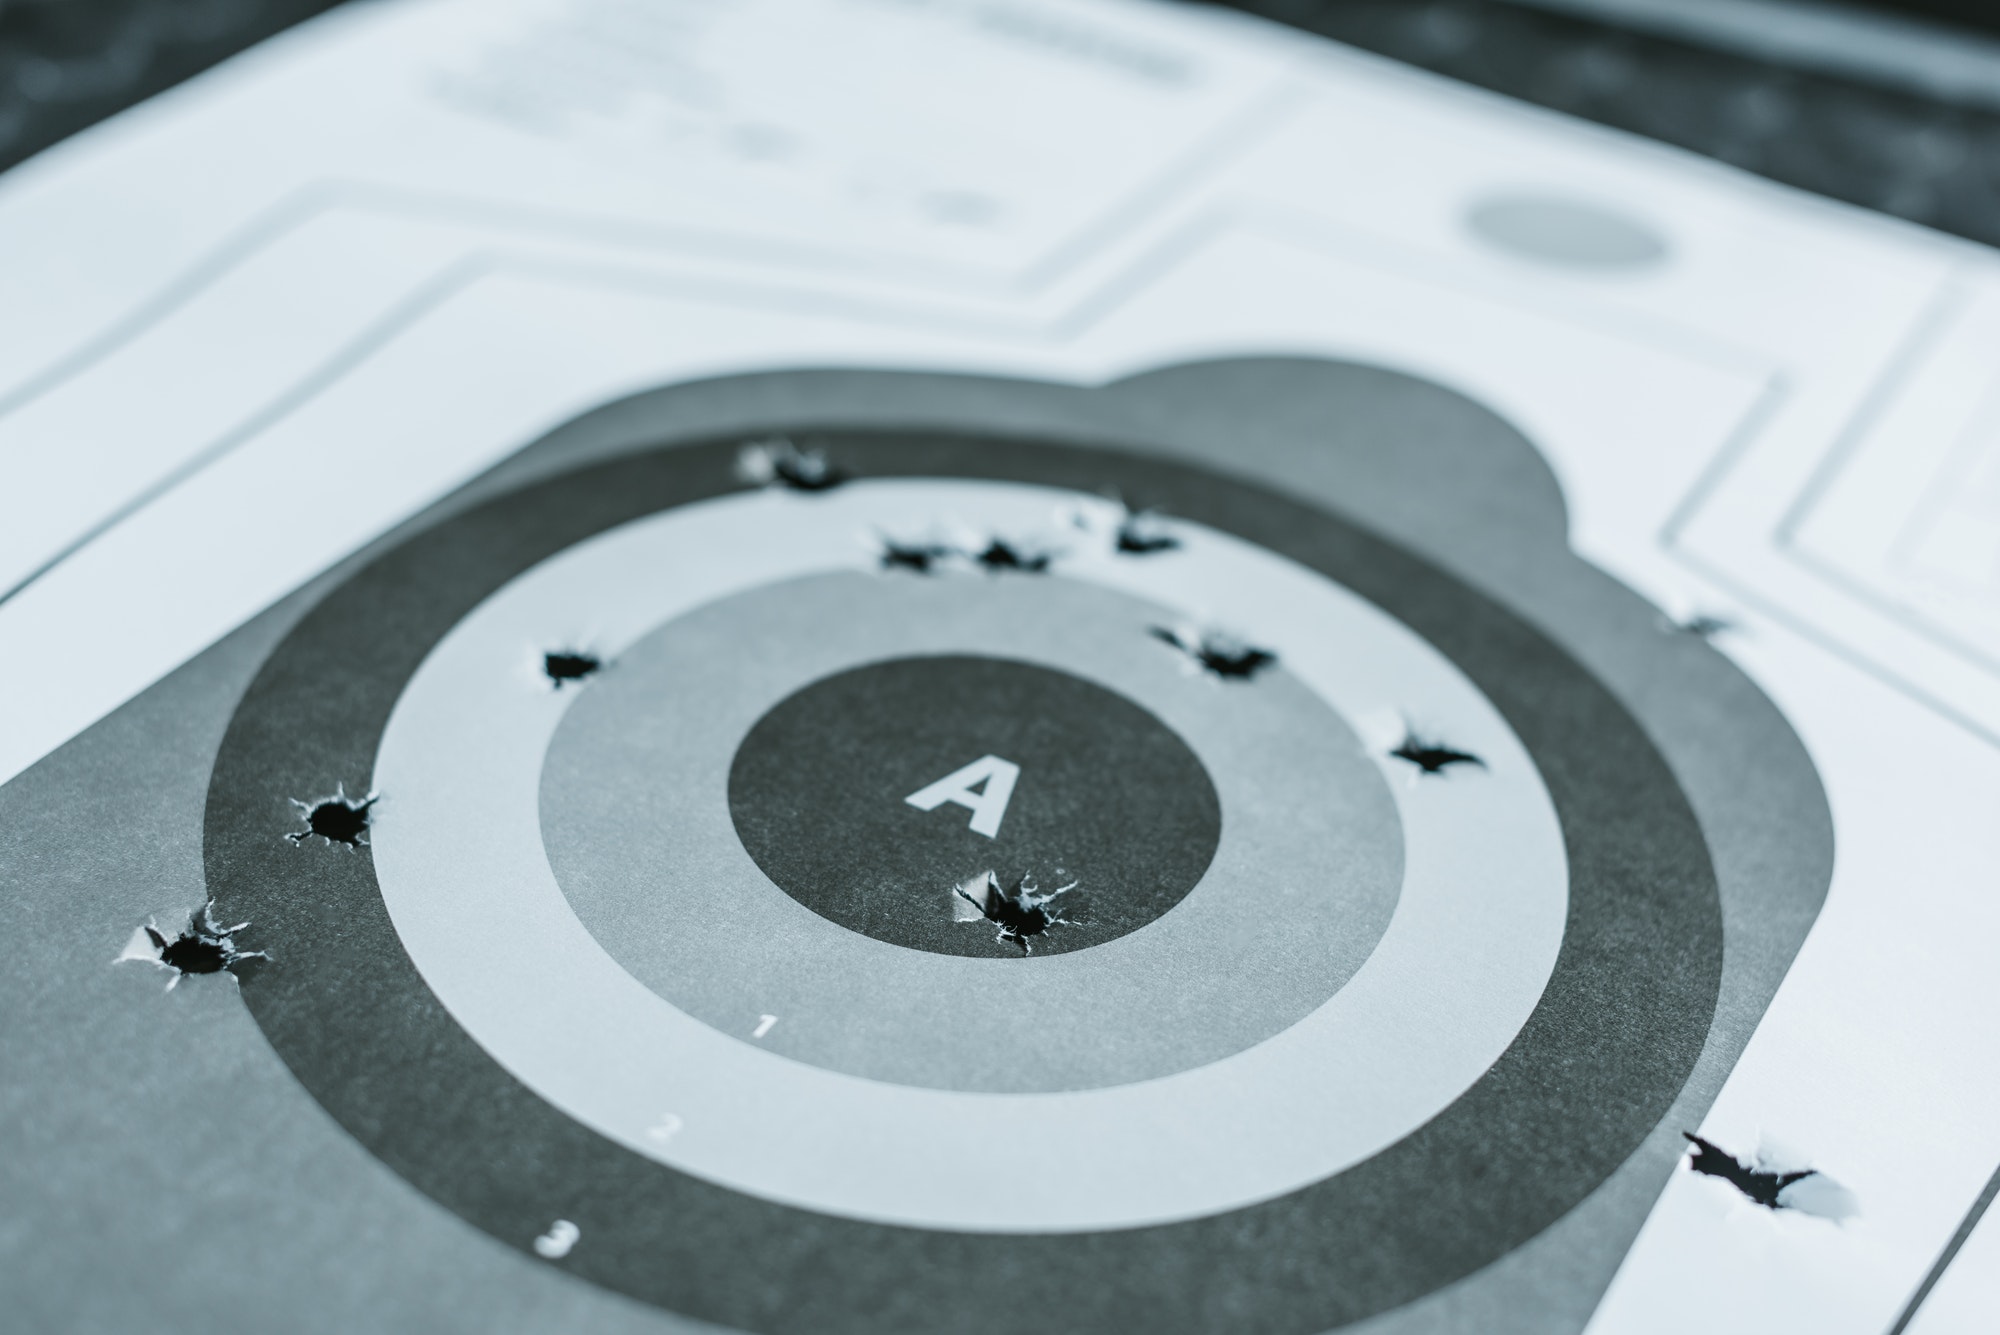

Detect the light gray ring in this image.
[540,569,1404,1094]
[367,478,1568,1233]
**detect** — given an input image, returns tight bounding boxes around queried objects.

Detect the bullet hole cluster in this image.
[875,531,1062,576]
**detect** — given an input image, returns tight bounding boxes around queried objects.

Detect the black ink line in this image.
[1783,542,2000,681]
[1658,371,1794,548]
[0,258,487,612]
[1658,270,2000,752]
[1774,276,1976,545]
[1886,1159,2000,1335]
[1017,81,1305,292]
[1669,543,2000,749]
[0,187,331,423]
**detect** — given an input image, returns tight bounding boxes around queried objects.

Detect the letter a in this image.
[903,754,1021,839]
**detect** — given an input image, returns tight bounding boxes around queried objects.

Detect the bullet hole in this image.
[1655,604,1737,639]
[1114,507,1180,555]
[1675,613,1735,639]
[1682,1133,1858,1220]
[117,901,267,989]
[543,650,601,687]
[1150,624,1276,679]
[736,437,845,491]
[1069,496,1181,556]
[1684,1133,1807,1208]
[879,536,955,573]
[952,869,1077,954]
[1390,732,1486,775]
[875,531,1060,575]
[288,784,377,849]
[533,1219,580,1259]
[973,537,1055,573]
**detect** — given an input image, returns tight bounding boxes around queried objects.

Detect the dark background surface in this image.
[2,0,1998,246]
[1217,0,2000,248]
[1873,0,2000,28]
[0,0,342,173]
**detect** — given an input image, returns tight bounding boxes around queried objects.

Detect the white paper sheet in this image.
[3,1,1997,1330]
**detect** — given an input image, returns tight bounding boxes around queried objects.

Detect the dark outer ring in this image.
[202,433,1723,1335]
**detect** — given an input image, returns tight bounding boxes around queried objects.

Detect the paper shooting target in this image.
[199,361,1831,1334]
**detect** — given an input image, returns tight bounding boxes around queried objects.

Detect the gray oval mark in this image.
[1466,194,1670,271]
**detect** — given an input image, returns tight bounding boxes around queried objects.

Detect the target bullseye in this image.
[202,411,1737,1335]
[729,654,1220,958]
[541,568,1401,1097]
[365,478,1567,1231]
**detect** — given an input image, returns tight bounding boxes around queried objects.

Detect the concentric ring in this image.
[367,478,1566,1229]
[542,569,1405,1094]
[203,430,1723,1334]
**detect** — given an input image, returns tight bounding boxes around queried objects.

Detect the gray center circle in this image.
[1465,193,1670,271]
[540,569,1404,1094]
[728,654,1222,958]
